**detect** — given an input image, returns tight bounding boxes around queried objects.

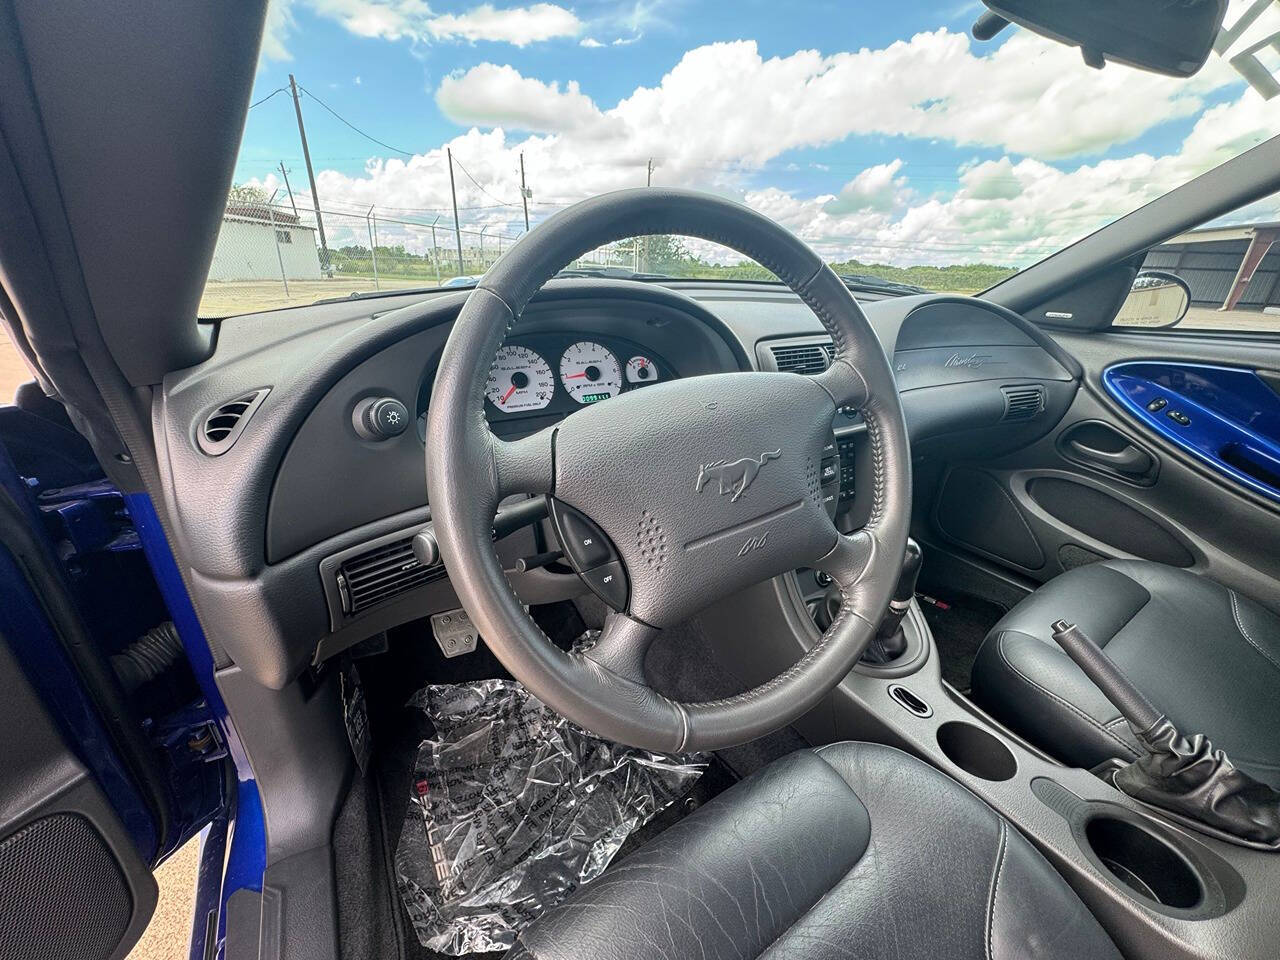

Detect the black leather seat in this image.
[507,742,1118,960]
[972,559,1280,787]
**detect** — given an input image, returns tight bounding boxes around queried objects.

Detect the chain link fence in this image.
[199,199,639,317]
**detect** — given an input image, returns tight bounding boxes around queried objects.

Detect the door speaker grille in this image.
[0,813,133,960]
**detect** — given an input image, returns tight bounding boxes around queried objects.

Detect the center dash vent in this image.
[1001,385,1046,422]
[198,388,270,456]
[336,537,445,615]
[768,341,833,375]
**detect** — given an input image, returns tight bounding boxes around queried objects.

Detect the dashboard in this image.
[156,279,1079,689]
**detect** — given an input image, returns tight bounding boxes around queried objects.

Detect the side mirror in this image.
[1114,271,1191,330]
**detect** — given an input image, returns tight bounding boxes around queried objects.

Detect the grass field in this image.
[198,275,436,317]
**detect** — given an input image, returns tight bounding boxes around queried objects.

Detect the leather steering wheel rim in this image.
[426,188,910,752]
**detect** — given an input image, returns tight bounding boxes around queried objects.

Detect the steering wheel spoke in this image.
[815,358,869,409]
[491,426,556,499]
[813,528,874,588]
[580,612,659,686]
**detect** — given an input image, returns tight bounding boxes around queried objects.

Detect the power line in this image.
[298,85,416,158]
[249,87,289,109]
[450,153,519,207]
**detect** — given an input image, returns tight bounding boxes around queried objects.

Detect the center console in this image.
[696,566,1280,959]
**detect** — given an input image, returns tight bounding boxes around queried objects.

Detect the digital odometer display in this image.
[580,392,612,404]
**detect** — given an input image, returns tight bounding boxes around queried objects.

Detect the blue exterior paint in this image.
[0,440,161,858]
[0,543,160,857]
[125,494,267,955]
[1103,361,1280,504]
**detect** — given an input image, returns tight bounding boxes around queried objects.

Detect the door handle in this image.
[1067,440,1153,475]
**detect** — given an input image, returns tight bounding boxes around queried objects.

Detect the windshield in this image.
[202,1,1280,317]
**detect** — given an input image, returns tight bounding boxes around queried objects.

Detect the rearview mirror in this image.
[978,0,1227,77]
[1114,272,1191,329]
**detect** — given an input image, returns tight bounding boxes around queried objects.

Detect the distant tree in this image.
[227,183,270,205]
[642,234,698,274]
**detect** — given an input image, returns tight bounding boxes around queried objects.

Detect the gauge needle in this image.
[564,372,588,379]
[500,384,518,405]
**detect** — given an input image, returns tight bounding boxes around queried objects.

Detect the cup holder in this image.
[936,721,1017,781]
[1084,815,1203,909]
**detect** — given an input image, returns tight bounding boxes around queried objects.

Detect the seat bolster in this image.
[971,629,1140,769]
[508,749,873,960]
[992,562,1151,646]
[1225,587,1280,673]
[989,816,1121,960]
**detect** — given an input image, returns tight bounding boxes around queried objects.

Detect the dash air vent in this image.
[198,389,270,456]
[336,537,445,615]
[768,342,833,375]
[1001,385,1045,422]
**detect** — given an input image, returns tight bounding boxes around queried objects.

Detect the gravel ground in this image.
[127,839,199,960]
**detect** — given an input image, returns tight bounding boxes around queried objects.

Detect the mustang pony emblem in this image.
[695,450,781,502]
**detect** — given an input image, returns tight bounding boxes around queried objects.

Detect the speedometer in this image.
[559,341,622,404]
[485,345,554,412]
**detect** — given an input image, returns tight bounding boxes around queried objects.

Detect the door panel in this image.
[928,328,1280,611]
[0,637,156,960]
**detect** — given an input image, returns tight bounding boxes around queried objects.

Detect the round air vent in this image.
[197,388,270,456]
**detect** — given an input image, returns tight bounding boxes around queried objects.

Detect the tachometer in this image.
[625,355,659,384]
[559,341,622,404]
[485,345,554,412]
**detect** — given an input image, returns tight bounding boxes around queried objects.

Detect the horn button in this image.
[551,372,838,626]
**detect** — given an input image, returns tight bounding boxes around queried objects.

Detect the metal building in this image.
[1142,221,1280,312]
[206,203,322,282]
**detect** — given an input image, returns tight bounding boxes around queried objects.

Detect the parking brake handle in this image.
[1050,619,1280,848]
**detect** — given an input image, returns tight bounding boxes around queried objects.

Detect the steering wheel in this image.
[426,189,910,752]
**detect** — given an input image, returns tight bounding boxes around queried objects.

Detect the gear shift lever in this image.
[860,538,922,664]
[812,539,922,664]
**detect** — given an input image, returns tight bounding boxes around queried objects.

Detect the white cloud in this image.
[580,37,604,48]
[424,3,582,45]
[251,24,1280,268]
[261,0,581,59]
[436,63,612,134]
[824,159,909,214]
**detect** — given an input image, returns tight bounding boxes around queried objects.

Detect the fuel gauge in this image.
[625,355,659,384]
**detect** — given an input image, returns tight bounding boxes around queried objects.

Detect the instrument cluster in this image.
[480,331,674,432]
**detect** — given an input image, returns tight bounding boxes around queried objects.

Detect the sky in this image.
[237,0,1280,268]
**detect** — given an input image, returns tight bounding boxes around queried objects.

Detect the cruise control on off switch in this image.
[550,501,629,611]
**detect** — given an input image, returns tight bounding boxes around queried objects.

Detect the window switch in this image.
[1167,410,1191,426]
[1146,397,1168,412]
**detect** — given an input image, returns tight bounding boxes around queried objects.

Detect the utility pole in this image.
[480,225,488,270]
[519,152,531,232]
[366,205,379,290]
[641,157,654,272]
[288,74,331,274]
[278,162,298,218]
[447,147,464,275]
[266,189,290,297]
[430,215,442,285]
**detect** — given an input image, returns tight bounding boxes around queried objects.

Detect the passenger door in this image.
[926,210,1280,607]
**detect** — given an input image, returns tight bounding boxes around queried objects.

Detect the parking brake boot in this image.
[1050,619,1280,847]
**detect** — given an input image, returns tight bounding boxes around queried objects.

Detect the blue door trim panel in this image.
[1103,361,1280,504]
[125,494,267,960]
